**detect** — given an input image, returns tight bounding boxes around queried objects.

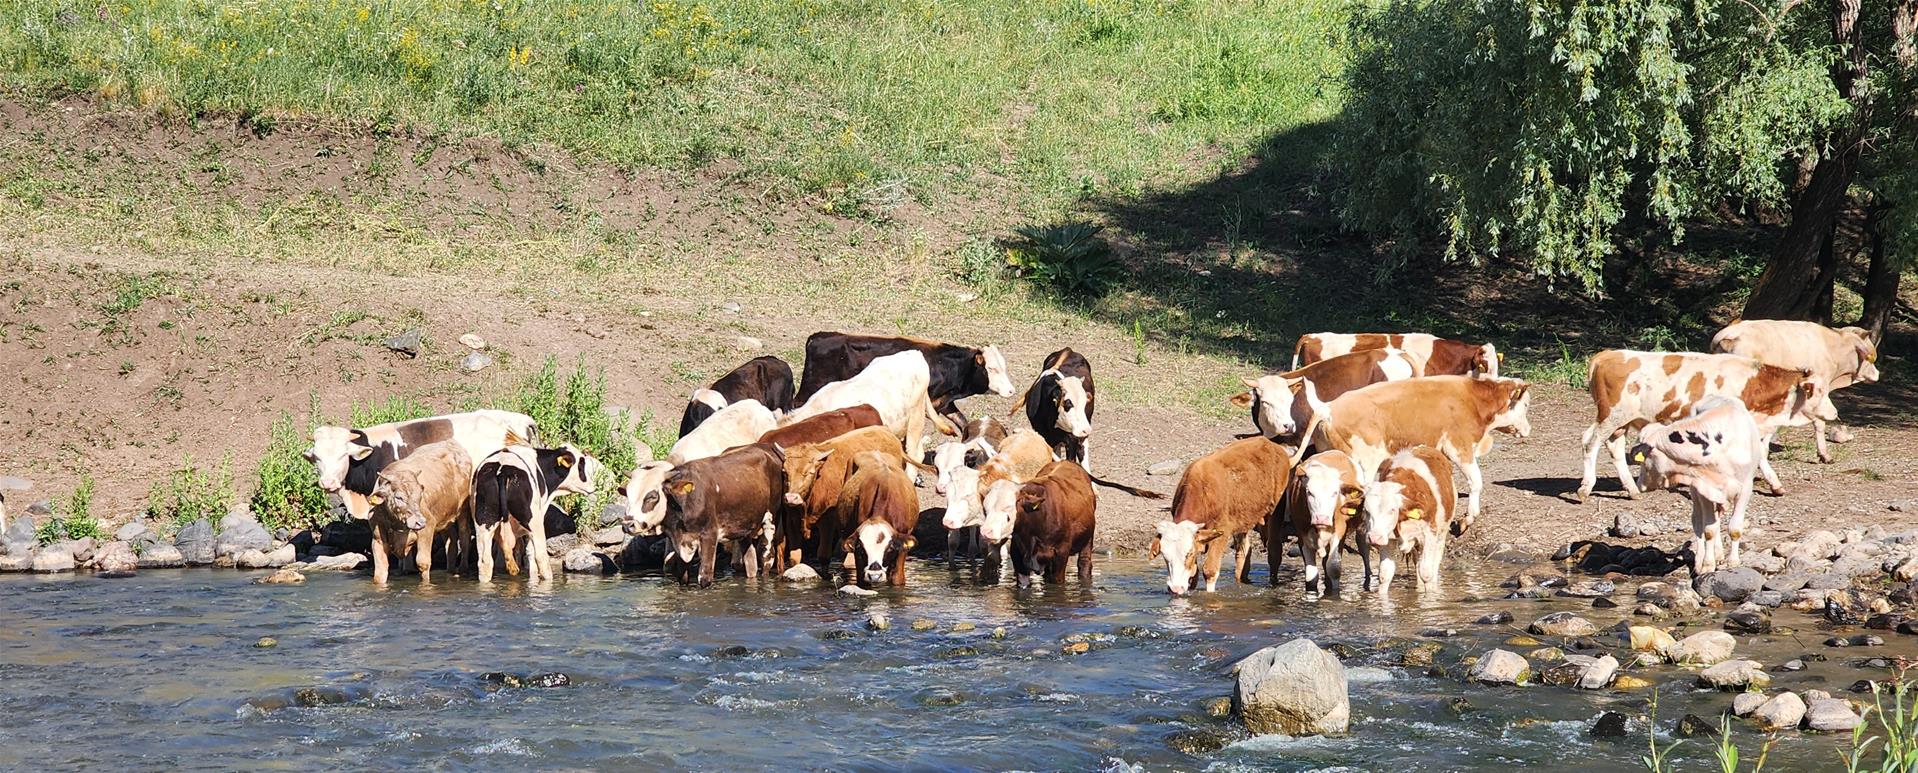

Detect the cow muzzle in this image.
[319,479,343,493]
[405,515,427,531]
[1166,580,1190,596]
[863,564,887,584]
[784,492,803,507]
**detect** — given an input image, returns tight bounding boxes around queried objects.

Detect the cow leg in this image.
[499,522,522,577]
[1232,532,1255,584]
[890,546,909,586]
[1419,530,1445,589]
[904,409,928,485]
[528,515,551,582]
[1078,437,1091,476]
[371,525,391,584]
[1077,542,1094,583]
[1690,496,1715,576]
[1201,538,1226,592]
[1324,531,1343,595]
[474,520,498,583]
[414,524,436,582]
[1605,433,1642,499]
[1376,540,1397,595]
[1757,431,1786,496]
[1461,460,1483,526]
[1299,526,1321,594]
[1576,422,1608,502]
[697,534,719,588]
[1813,418,1832,463]
[1728,485,1751,568]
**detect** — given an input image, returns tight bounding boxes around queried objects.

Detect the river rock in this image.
[1234,639,1349,736]
[1591,711,1629,738]
[2,514,34,553]
[306,552,366,571]
[1696,568,1764,602]
[114,522,149,544]
[1894,557,1918,583]
[137,544,184,568]
[1745,552,1786,574]
[1467,649,1530,685]
[1732,692,1767,717]
[1669,630,1736,666]
[383,327,423,357]
[838,584,878,597]
[67,537,95,563]
[561,547,605,573]
[236,543,296,569]
[1697,660,1769,691]
[91,540,137,575]
[1613,675,1654,690]
[1676,713,1720,738]
[460,352,493,372]
[1806,572,1853,591]
[32,545,75,572]
[1557,580,1616,598]
[1475,611,1513,625]
[216,516,272,558]
[1748,590,1787,608]
[1805,698,1863,731]
[1147,459,1183,476]
[588,526,627,548]
[1398,641,1443,668]
[867,613,890,631]
[1793,530,1843,560]
[1529,612,1596,637]
[1577,655,1619,689]
[255,567,305,584]
[1633,603,1667,618]
[1725,610,1772,634]
[1626,626,1677,653]
[1753,692,1807,731]
[781,563,820,582]
[1825,590,1874,625]
[1539,662,1584,687]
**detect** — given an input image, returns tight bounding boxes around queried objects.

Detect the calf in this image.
[307,409,535,521]
[1233,348,1419,448]
[1578,350,1832,501]
[940,429,1055,563]
[930,414,1008,495]
[779,426,914,569]
[1013,348,1096,472]
[677,356,797,437]
[619,460,677,537]
[1149,437,1293,595]
[667,399,779,465]
[1293,332,1500,377]
[787,350,955,474]
[1306,375,1530,529]
[660,443,787,587]
[757,404,884,448]
[1712,320,1879,463]
[794,332,1015,425]
[979,460,1098,587]
[1630,396,1766,576]
[841,451,921,587]
[473,444,602,583]
[1282,450,1369,595]
[365,440,475,584]
[1362,446,1456,593]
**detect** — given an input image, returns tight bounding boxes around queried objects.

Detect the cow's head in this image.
[1149,519,1221,596]
[1361,480,1414,548]
[851,519,914,585]
[1839,327,1881,384]
[1492,379,1533,437]
[931,441,968,495]
[307,426,374,493]
[781,446,835,507]
[619,461,675,536]
[941,466,983,530]
[979,345,1015,397]
[661,474,704,563]
[552,444,602,495]
[1478,344,1502,378]
[1297,455,1360,530]
[1788,372,1839,423]
[1230,375,1299,439]
[1048,373,1093,439]
[978,478,1023,543]
[367,471,428,531]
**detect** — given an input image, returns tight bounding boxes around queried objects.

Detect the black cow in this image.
[792,333,1014,425]
[661,443,787,587]
[472,444,603,583]
[678,356,797,437]
[1013,348,1097,473]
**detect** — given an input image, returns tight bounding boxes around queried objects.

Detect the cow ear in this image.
[1195,528,1223,545]
[1509,383,1529,403]
[673,480,696,496]
[349,444,374,461]
[1229,391,1254,408]
[1240,377,1260,389]
[1146,537,1161,560]
[556,453,574,468]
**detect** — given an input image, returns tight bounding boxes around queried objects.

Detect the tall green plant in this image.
[37,474,102,544]
[510,356,644,530]
[146,453,235,532]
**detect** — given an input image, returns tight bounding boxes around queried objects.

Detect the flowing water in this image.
[0,560,1903,771]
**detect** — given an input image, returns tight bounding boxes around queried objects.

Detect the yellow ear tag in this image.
[556,455,574,468]
[366,494,384,506]
[1342,506,1359,516]
[1631,450,1646,463]
[903,537,917,550]
[1406,507,1423,520]
[674,481,695,495]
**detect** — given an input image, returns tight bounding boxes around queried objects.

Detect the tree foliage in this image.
[1336,0,1897,295]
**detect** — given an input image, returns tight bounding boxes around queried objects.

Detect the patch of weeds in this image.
[505,357,645,530]
[1007,222,1123,298]
[1515,339,1588,389]
[98,274,174,343]
[153,382,185,409]
[37,474,103,545]
[1848,468,1886,482]
[349,395,435,426]
[118,360,135,375]
[303,309,373,345]
[145,453,235,533]
[251,398,332,532]
[953,238,1011,296]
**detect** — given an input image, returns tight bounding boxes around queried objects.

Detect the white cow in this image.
[786,350,954,475]
[1631,396,1766,576]
[666,399,778,465]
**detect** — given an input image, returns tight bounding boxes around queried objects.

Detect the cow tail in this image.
[1089,476,1165,500]
[1005,389,1029,418]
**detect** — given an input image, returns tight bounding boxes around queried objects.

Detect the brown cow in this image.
[1712,320,1880,463]
[1293,332,1500,377]
[1231,348,1420,448]
[1304,375,1530,531]
[1578,350,1833,501]
[660,443,787,587]
[1148,437,1293,595]
[979,460,1097,587]
[1280,450,1369,595]
[757,405,884,449]
[1362,446,1457,593]
[778,426,915,570]
[366,440,475,584]
[841,451,921,587]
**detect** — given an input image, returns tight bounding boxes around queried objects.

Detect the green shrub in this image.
[146,453,234,533]
[37,474,102,545]
[251,397,332,532]
[1006,222,1124,298]
[508,356,646,531]
[349,395,434,427]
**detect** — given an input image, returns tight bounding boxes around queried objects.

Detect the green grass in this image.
[0,0,1346,213]
[36,473,102,545]
[144,453,235,533]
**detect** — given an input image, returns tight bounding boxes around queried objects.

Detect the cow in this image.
[757,405,885,449]
[1577,350,1833,501]
[660,443,787,587]
[619,459,677,537]
[1362,446,1457,593]
[473,443,602,583]
[677,356,797,437]
[979,459,1098,587]
[930,415,1009,496]
[1011,348,1096,472]
[365,440,475,584]
[667,399,779,465]
[1630,396,1766,576]
[940,428,1055,566]
[1281,450,1369,595]
[1304,375,1531,531]
[1148,437,1293,595]
[840,450,921,587]
[1712,320,1881,464]
[778,426,916,570]
[307,410,535,522]
[1292,332,1500,377]
[787,350,956,476]
[793,332,1015,425]
[1232,348,1420,449]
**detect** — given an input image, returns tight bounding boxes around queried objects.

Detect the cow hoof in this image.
[1573,489,1589,504]
[1768,485,1787,497]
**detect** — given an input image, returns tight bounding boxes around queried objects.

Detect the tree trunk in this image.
[1812,220,1838,323]
[1742,0,1871,321]
[1857,204,1900,343]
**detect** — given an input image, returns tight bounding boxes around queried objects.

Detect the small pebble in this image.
[254,636,277,649]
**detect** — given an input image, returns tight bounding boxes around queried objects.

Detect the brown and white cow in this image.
[1578,350,1833,501]
[979,460,1098,587]
[930,415,1009,496]
[307,409,534,521]
[677,355,796,437]
[787,350,956,477]
[1232,348,1419,450]
[941,428,1054,565]
[1282,450,1369,595]
[1362,446,1457,593]
[660,443,787,587]
[1011,348,1096,473]
[840,450,921,587]
[620,458,677,537]
[1293,332,1500,377]
[794,332,1015,426]
[667,399,779,465]
[1305,375,1531,529]
[365,440,476,584]
[1712,320,1880,463]
[778,426,916,570]
[1630,396,1766,576]
[757,405,885,449]
[1149,437,1293,595]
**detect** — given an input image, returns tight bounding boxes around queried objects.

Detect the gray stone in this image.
[1696,568,1764,602]
[1529,612,1597,637]
[68,537,95,563]
[1793,530,1843,561]
[1806,572,1853,590]
[1591,711,1629,738]
[781,563,820,582]
[216,516,272,558]
[543,533,580,557]
[32,545,75,573]
[721,302,742,314]
[174,519,216,565]
[306,552,366,571]
[460,352,493,372]
[458,333,486,350]
[1753,692,1807,731]
[114,521,150,543]
[0,554,32,572]
[136,544,184,568]
[1805,698,1863,732]
[1745,553,1786,575]
[25,500,52,516]
[383,327,423,357]
[1697,660,1770,691]
[838,584,878,596]
[1147,459,1183,476]
[1765,573,1811,592]
[735,336,763,351]
[867,613,890,631]
[1732,692,1767,717]
[1467,649,1531,685]
[1670,630,1736,666]
[1577,655,1618,690]
[1234,638,1350,736]
[91,540,137,575]
[1749,590,1787,608]
[1,514,34,549]
[561,547,605,573]
[589,526,628,548]
[235,543,295,569]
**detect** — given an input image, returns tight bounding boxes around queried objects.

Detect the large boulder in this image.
[561,547,608,574]
[1625,626,1677,652]
[216,511,273,557]
[175,519,216,565]
[1234,639,1350,736]
[305,552,367,571]
[1577,655,1619,690]
[1752,692,1807,731]
[1467,649,1531,685]
[1697,660,1770,691]
[1529,612,1597,637]
[32,545,75,573]
[0,512,33,556]
[1805,698,1863,731]
[137,544,184,569]
[1695,568,1764,602]
[1668,631,1736,666]
[91,540,138,575]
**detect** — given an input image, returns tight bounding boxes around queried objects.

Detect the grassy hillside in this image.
[1,0,1346,216]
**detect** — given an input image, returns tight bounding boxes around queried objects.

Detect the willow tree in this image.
[1338,0,1916,335]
